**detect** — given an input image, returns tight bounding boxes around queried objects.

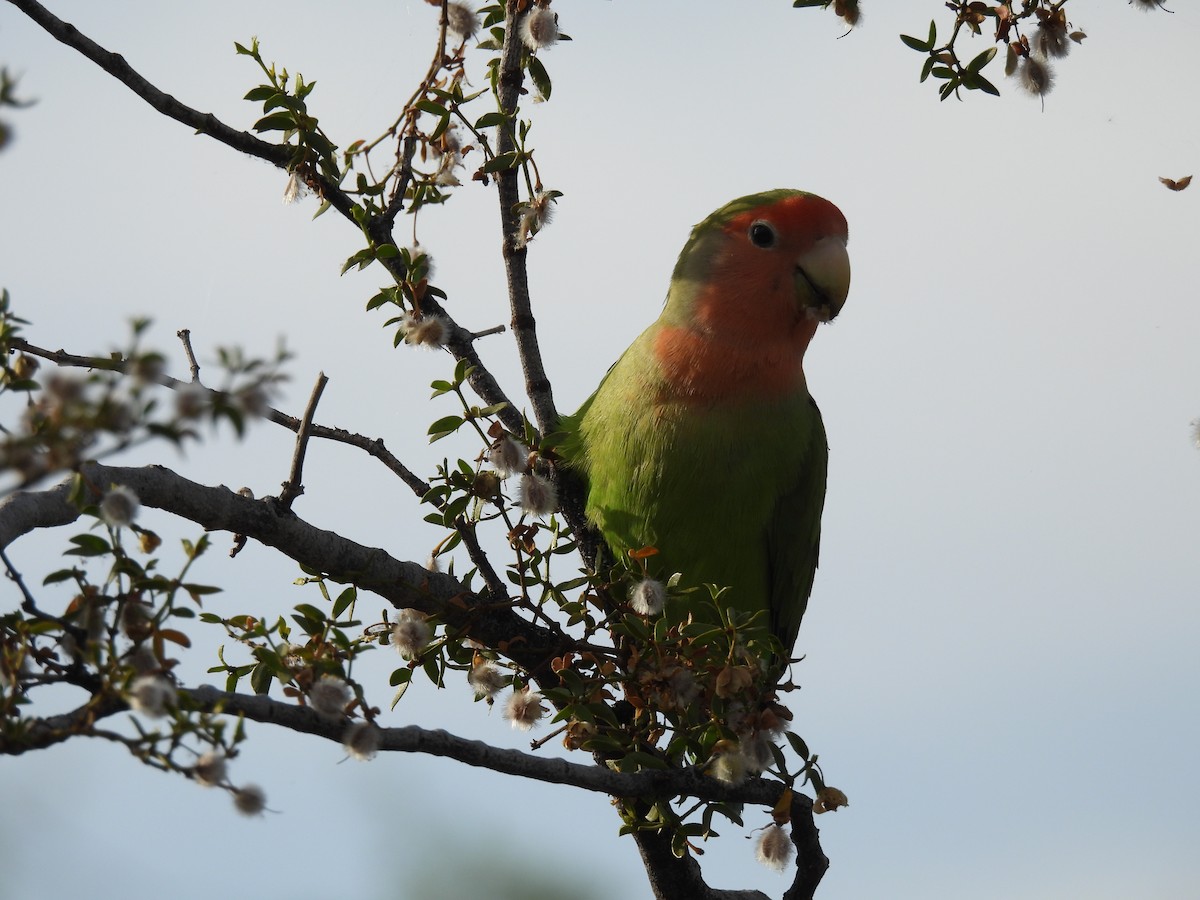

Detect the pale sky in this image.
[2,3,1198,899]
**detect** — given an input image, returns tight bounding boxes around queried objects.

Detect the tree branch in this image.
[496,2,558,436]
[0,463,567,679]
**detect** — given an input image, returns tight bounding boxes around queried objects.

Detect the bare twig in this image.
[277,371,328,510]
[470,324,507,341]
[176,329,201,382]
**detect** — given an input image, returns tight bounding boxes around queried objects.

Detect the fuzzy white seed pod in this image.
[1035,19,1071,59]
[517,472,557,516]
[392,609,433,659]
[630,578,667,616]
[468,660,507,699]
[100,485,140,528]
[503,686,547,730]
[756,824,795,872]
[447,1,480,38]
[740,732,776,775]
[1018,56,1055,97]
[343,721,382,761]
[174,381,209,419]
[711,746,748,786]
[488,434,529,477]
[233,784,267,817]
[520,7,559,50]
[282,171,309,205]
[127,675,176,719]
[401,312,449,349]
[308,675,352,719]
[194,751,228,787]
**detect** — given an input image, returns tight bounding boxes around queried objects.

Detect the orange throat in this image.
[652,319,816,404]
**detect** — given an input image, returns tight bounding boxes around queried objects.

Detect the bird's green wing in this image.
[767,396,828,659]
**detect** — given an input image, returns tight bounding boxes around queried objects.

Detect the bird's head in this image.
[666,189,851,340]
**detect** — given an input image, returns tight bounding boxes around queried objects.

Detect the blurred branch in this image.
[8,336,430,497]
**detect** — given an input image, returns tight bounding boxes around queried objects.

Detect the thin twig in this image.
[470,324,507,341]
[175,329,201,382]
[277,371,328,510]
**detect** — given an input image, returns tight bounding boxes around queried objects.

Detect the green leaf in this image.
[528,56,552,100]
[427,414,465,442]
[42,568,80,586]
[64,534,111,557]
[900,33,931,53]
[967,46,997,74]
[474,111,508,129]
[250,662,273,695]
[415,99,448,118]
[973,74,1000,96]
[332,586,357,618]
[481,151,521,174]
[243,85,276,102]
[252,112,297,132]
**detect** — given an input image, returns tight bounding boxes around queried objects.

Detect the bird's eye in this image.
[748,221,777,249]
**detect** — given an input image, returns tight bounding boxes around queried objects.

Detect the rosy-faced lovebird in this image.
[562,189,850,658]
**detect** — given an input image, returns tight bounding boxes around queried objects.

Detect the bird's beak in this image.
[794,236,850,323]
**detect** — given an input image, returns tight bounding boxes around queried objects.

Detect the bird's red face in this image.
[702,192,850,336]
[655,192,850,403]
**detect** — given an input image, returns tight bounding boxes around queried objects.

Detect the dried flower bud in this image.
[233,784,267,816]
[1018,56,1054,97]
[11,354,38,380]
[137,529,162,555]
[812,786,850,814]
[1034,12,1071,59]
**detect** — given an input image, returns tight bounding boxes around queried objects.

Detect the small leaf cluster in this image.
[237,38,338,186]
[897,2,1107,102]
